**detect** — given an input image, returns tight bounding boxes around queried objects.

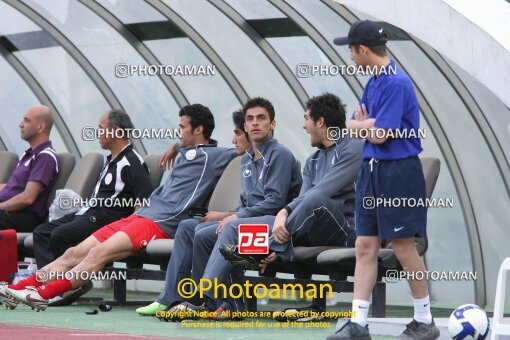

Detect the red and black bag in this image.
[0,229,18,283]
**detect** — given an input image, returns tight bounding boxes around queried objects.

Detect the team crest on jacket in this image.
[104,173,113,185]
[243,169,252,177]
[185,149,196,160]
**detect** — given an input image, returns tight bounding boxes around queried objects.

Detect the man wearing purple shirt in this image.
[0,105,58,232]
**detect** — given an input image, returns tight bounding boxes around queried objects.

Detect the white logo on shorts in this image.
[394,226,405,232]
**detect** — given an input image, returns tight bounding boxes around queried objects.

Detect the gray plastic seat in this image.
[64,152,104,199]
[23,153,103,250]
[143,154,163,189]
[0,151,18,183]
[46,153,76,209]
[18,153,75,247]
[207,156,242,211]
[146,239,174,256]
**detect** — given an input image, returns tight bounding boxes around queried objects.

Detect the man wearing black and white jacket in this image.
[33,109,153,268]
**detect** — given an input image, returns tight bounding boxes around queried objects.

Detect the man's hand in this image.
[216,214,238,234]
[354,104,369,121]
[0,181,43,212]
[202,211,233,223]
[271,209,290,244]
[260,252,278,274]
[159,143,178,170]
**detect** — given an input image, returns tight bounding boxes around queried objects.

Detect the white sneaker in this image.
[6,286,48,311]
[0,282,18,310]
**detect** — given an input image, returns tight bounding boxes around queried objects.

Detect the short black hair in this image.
[306,93,346,129]
[179,104,215,140]
[351,44,387,57]
[232,109,248,138]
[108,108,134,139]
[243,97,275,121]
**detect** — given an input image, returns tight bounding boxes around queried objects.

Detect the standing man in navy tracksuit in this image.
[0,104,245,312]
[328,20,439,340]
[138,97,302,318]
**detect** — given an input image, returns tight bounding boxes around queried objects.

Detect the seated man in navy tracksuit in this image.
[215,93,363,317]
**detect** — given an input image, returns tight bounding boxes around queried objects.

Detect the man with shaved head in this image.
[0,105,59,232]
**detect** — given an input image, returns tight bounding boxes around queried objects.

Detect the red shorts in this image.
[92,215,169,252]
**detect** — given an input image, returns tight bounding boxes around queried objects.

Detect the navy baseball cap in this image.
[334,20,387,46]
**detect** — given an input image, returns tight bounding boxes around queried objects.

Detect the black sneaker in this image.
[327,320,371,340]
[396,319,440,340]
[218,244,266,270]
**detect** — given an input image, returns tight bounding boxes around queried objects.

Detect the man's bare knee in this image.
[84,244,108,263]
[61,246,80,262]
[391,238,418,259]
[355,237,379,259]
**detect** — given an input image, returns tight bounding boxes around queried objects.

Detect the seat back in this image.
[207,156,242,211]
[0,151,18,183]
[421,157,441,199]
[64,152,104,199]
[143,154,163,189]
[416,157,440,255]
[46,153,76,209]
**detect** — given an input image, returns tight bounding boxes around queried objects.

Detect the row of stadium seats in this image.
[1,150,439,316]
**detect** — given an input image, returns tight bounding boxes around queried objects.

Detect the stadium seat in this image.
[0,151,18,183]
[17,153,76,250]
[46,153,76,209]
[64,152,104,199]
[21,153,103,252]
[207,156,242,211]
[143,154,163,189]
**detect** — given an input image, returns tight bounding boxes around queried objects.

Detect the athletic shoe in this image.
[48,281,93,306]
[0,282,18,310]
[157,302,206,322]
[327,320,372,340]
[219,244,265,270]
[6,286,48,311]
[136,301,168,316]
[396,319,440,340]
